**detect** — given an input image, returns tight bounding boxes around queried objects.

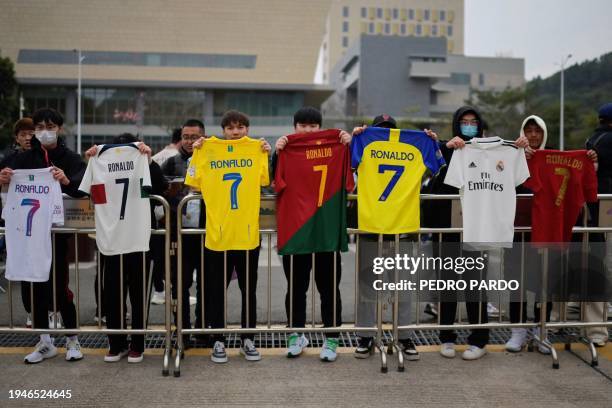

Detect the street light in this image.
[73,49,85,154]
[559,53,572,151]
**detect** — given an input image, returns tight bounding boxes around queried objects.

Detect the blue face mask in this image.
[460,124,478,138]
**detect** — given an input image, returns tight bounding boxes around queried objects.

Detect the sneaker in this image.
[24,340,58,364]
[48,312,63,329]
[487,303,501,317]
[151,291,165,305]
[354,336,374,359]
[26,314,32,328]
[128,350,143,363]
[462,345,487,360]
[93,315,107,324]
[320,338,339,362]
[591,338,607,348]
[440,342,456,358]
[211,341,228,364]
[240,339,261,361]
[65,338,83,361]
[505,328,528,352]
[286,333,309,358]
[104,348,128,362]
[399,339,420,361]
[424,303,438,318]
[532,328,552,355]
[189,296,197,306]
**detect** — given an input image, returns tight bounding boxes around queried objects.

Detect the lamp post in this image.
[74,49,85,154]
[559,53,572,151]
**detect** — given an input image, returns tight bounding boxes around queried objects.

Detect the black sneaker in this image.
[354,337,374,359]
[400,339,420,361]
[424,303,438,319]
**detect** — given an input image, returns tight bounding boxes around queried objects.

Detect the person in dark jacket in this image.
[2,108,87,364]
[424,105,528,361]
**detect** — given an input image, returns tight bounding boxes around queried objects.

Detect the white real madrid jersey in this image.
[2,168,64,282]
[443,137,530,248]
[78,143,152,255]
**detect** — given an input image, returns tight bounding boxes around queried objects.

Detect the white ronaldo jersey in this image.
[2,168,64,282]
[444,137,530,248]
[78,143,152,255]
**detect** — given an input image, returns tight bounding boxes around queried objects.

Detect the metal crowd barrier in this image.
[0,195,173,376]
[173,193,611,376]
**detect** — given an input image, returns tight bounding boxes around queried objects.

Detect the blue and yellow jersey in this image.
[185,136,269,251]
[351,127,445,234]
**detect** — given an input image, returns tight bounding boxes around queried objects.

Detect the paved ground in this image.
[0,345,610,407]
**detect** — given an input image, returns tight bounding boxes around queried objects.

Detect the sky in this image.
[465,0,612,80]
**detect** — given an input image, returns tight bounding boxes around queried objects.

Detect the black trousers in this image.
[26,235,77,331]
[151,234,166,292]
[437,248,489,348]
[103,252,148,353]
[282,252,342,337]
[171,235,204,330]
[509,301,552,324]
[205,247,260,341]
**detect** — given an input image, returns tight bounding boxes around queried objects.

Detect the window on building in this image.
[449,73,471,85]
[369,22,374,33]
[343,21,349,32]
[479,73,485,86]
[440,10,446,21]
[409,9,414,20]
[384,23,390,34]
[448,25,453,36]
[377,8,382,18]
[432,25,438,36]
[393,8,398,19]
[416,24,422,35]
[343,6,349,17]
[342,36,348,47]
[424,9,430,20]
[361,7,367,18]
[400,24,406,34]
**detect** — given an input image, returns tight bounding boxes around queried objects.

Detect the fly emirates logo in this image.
[467,171,503,192]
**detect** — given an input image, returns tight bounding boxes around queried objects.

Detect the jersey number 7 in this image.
[378,164,405,201]
[223,172,243,210]
[20,198,41,237]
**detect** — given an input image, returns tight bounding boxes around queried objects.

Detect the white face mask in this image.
[34,130,58,146]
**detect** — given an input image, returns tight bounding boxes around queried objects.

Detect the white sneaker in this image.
[211,341,228,364]
[286,333,309,358]
[440,342,456,358]
[65,338,83,361]
[240,338,261,361]
[93,315,107,324]
[505,328,528,352]
[26,314,32,328]
[487,303,500,317]
[48,312,63,329]
[24,340,58,364]
[462,345,487,360]
[189,296,197,306]
[151,291,165,305]
[532,328,552,355]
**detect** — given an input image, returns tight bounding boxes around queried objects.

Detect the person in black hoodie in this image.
[2,108,87,364]
[424,105,528,361]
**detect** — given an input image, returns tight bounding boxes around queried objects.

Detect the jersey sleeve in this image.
[514,148,530,187]
[52,180,64,226]
[78,156,94,195]
[523,154,542,192]
[422,137,446,175]
[583,157,598,202]
[139,153,152,194]
[184,148,201,190]
[343,144,355,192]
[443,148,464,189]
[273,150,287,193]
[260,150,270,187]
[350,133,366,169]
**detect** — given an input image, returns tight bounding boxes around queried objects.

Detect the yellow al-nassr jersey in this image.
[351,127,445,234]
[185,136,269,250]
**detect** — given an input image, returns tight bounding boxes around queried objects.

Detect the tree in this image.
[465,86,526,139]
[0,54,18,147]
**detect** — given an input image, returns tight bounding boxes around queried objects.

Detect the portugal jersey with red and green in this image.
[275,129,355,255]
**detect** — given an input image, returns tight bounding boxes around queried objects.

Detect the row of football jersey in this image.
[2,133,598,282]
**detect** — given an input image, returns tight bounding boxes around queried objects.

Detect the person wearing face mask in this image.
[3,108,87,364]
[423,106,529,361]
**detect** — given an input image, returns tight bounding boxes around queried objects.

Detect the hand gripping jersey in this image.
[185,136,269,251]
[524,149,597,243]
[275,129,355,255]
[78,143,152,255]
[443,137,530,247]
[2,168,64,282]
[351,127,444,234]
